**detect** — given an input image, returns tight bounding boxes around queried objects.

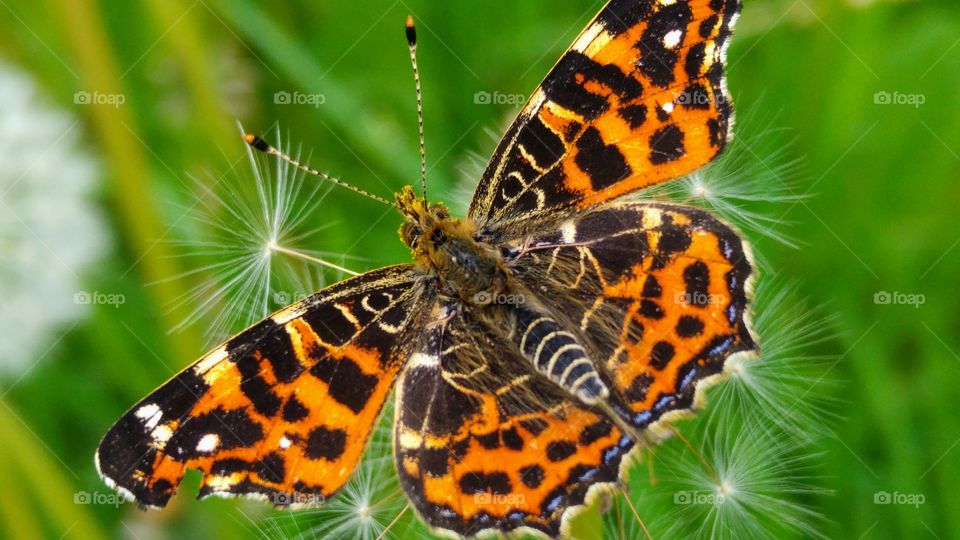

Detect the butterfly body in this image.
[98,1,756,537]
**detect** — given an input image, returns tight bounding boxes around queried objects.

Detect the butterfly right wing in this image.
[96,265,429,508]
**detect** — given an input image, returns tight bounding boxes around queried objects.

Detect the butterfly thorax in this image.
[397,186,508,303]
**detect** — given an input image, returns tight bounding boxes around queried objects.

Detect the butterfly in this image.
[96,0,755,537]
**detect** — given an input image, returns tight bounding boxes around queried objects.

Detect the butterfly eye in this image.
[402,223,423,247]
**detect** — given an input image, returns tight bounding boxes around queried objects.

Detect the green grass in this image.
[1,0,958,538]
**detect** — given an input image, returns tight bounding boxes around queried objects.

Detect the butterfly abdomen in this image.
[514,306,609,404]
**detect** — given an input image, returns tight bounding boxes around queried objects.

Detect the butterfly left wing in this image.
[470,0,741,237]
[96,266,428,508]
[394,307,634,538]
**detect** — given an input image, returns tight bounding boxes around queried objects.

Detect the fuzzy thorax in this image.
[396,186,508,303]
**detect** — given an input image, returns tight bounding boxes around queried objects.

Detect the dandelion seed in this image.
[166,129,364,344]
[656,422,826,539]
[708,277,840,443]
[0,62,107,377]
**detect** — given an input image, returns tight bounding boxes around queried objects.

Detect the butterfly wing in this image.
[470,0,741,237]
[394,306,634,537]
[96,266,429,508]
[510,202,757,431]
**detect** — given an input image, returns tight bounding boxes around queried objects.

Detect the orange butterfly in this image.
[97,1,755,537]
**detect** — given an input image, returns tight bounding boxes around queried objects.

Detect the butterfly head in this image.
[396,185,507,301]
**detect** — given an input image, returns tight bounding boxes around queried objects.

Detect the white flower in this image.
[0,62,107,378]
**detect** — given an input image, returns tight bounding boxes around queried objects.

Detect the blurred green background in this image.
[0,0,957,538]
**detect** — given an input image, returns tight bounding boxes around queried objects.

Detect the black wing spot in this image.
[649,341,676,370]
[676,315,706,338]
[546,440,578,462]
[575,127,632,191]
[649,125,686,164]
[305,426,347,461]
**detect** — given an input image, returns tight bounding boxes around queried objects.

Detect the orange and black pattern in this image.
[470,0,741,237]
[97,0,756,538]
[509,203,755,432]
[394,309,633,537]
[96,266,429,508]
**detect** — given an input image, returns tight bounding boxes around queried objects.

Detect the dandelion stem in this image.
[375,503,409,540]
[618,486,653,540]
[267,242,360,276]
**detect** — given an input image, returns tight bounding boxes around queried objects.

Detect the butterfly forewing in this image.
[96,266,428,508]
[470,0,741,237]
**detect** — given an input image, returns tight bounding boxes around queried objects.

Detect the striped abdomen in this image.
[515,307,608,404]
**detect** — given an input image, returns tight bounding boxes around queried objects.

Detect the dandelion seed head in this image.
[167,129,362,344]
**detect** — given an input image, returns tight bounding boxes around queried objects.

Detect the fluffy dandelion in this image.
[165,129,361,344]
[0,62,107,377]
[710,277,840,444]
[652,421,826,540]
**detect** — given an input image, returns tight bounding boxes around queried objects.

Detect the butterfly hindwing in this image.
[96,266,427,508]
[510,202,757,431]
[470,0,741,236]
[394,307,634,538]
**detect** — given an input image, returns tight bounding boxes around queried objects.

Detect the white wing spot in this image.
[196,433,220,453]
[664,29,683,49]
[279,436,292,449]
[135,404,163,430]
[560,220,577,244]
[151,424,173,445]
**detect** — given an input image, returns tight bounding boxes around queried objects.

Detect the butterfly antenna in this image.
[243,134,398,209]
[405,15,428,204]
